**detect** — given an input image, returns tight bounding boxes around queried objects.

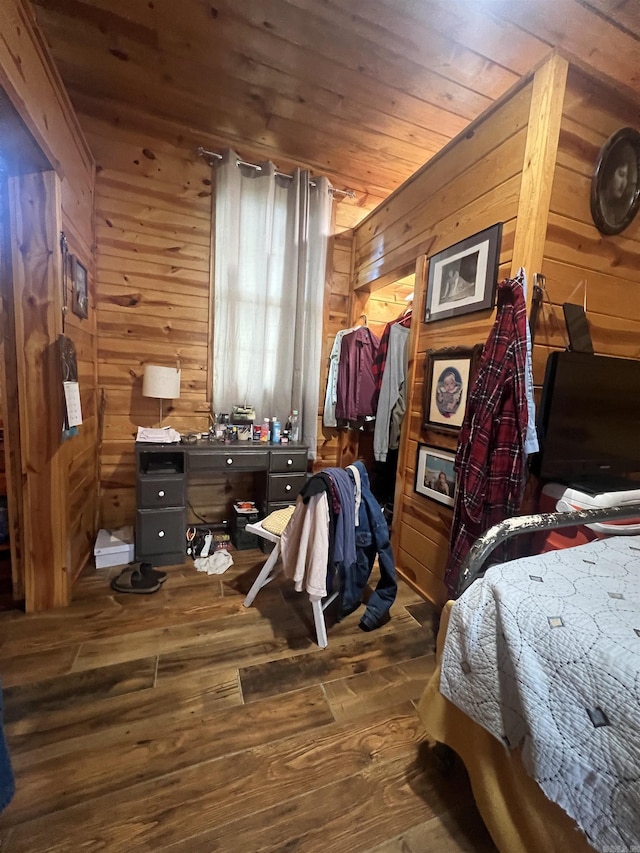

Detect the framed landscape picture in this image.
[424,223,502,323]
[422,344,483,435]
[415,444,456,507]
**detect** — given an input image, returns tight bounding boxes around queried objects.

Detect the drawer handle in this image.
[158,530,165,538]
[285,484,292,492]
[158,490,165,498]
[287,458,293,466]
[226,458,233,465]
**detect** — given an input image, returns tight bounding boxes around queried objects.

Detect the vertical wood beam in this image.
[0,174,24,599]
[391,253,428,559]
[511,52,568,288]
[9,170,69,611]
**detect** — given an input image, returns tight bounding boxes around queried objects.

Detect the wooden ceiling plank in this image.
[164,54,455,155]
[41,1,475,142]
[74,92,407,199]
[33,0,158,46]
[576,0,640,37]
[149,20,476,144]
[269,94,444,170]
[34,0,157,29]
[152,0,493,120]
[281,0,520,100]
[488,0,640,88]
[375,0,550,76]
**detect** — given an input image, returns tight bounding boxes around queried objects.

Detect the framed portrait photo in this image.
[590,127,640,236]
[414,444,456,507]
[71,256,89,319]
[424,223,502,323]
[422,344,482,435]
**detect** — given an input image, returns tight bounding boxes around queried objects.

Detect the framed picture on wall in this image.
[414,444,456,507]
[422,344,483,436]
[590,127,640,235]
[71,256,89,319]
[424,223,502,323]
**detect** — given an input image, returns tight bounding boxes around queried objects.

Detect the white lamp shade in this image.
[142,364,181,400]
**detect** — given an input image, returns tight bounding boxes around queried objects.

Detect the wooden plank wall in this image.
[352,79,534,605]
[79,103,369,528]
[537,66,640,382]
[0,0,96,608]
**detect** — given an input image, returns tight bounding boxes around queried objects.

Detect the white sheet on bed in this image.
[440,535,640,853]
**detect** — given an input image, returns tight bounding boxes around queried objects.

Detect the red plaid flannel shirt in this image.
[445,273,529,596]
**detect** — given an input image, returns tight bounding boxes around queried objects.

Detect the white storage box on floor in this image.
[94,526,135,569]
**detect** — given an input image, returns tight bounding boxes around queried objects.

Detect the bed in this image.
[417,505,640,853]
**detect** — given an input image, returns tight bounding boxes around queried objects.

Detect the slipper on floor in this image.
[128,561,168,584]
[111,567,161,594]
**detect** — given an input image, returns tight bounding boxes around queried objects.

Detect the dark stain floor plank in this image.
[240,624,431,703]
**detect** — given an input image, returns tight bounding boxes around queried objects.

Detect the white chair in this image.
[242,518,338,648]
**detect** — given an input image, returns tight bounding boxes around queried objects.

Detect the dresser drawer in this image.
[138,475,185,509]
[268,472,306,502]
[189,450,269,472]
[269,449,308,473]
[136,508,185,557]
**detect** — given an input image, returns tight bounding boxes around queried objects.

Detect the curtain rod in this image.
[197,147,356,199]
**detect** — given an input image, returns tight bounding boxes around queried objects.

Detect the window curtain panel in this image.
[212,150,332,458]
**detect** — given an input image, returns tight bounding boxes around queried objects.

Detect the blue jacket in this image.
[339,461,397,630]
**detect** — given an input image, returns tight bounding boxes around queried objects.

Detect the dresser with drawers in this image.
[135,440,308,565]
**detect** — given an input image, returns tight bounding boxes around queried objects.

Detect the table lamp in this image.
[142,364,181,426]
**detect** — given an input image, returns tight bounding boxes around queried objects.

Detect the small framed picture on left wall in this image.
[414,444,456,507]
[71,256,89,319]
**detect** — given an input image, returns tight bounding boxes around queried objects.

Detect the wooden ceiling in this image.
[31,0,640,225]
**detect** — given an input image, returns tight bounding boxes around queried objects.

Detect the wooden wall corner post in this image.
[511,52,569,301]
[9,170,69,612]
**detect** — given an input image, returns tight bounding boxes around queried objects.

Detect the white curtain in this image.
[212,150,332,457]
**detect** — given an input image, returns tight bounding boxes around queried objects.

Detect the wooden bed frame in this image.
[417,504,640,853]
[417,602,596,853]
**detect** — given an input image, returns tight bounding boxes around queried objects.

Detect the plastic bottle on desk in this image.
[289,410,300,443]
[260,418,270,442]
[272,419,281,443]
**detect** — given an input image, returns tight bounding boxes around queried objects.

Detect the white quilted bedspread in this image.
[440,535,640,853]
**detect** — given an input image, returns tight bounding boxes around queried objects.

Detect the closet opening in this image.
[339,254,425,528]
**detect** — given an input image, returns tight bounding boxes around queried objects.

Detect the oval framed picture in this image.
[590,127,640,235]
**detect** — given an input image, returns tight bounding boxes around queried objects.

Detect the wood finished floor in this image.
[0,551,496,852]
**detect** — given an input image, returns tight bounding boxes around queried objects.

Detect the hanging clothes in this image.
[280,492,331,598]
[445,270,529,597]
[371,311,411,404]
[323,326,357,428]
[373,321,411,462]
[335,326,380,421]
[340,462,398,631]
[521,270,539,455]
[281,463,397,632]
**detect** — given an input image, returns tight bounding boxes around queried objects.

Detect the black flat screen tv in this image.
[535,351,640,493]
